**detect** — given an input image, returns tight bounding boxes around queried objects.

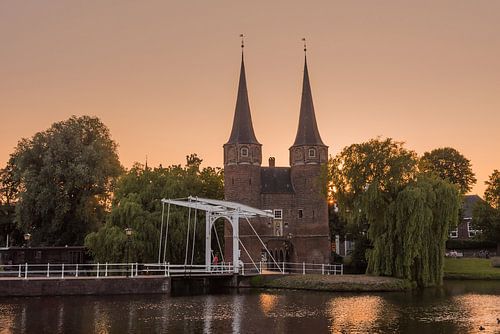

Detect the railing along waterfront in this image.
[0,261,342,279]
[239,261,343,276]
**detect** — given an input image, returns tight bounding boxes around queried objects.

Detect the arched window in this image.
[241,147,249,157]
[308,148,316,158]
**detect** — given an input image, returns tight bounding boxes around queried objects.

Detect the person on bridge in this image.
[213,254,219,270]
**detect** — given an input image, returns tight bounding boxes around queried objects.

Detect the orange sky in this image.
[1,1,499,196]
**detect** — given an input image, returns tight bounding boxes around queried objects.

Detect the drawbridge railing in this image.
[0,261,342,279]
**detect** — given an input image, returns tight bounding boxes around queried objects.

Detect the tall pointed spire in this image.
[226,35,260,145]
[292,41,325,147]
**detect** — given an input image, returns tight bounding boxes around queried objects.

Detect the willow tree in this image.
[331,138,461,287]
[364,176,460,286]
[85,154,224,263]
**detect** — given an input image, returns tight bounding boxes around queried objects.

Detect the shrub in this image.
[446,239,496,250]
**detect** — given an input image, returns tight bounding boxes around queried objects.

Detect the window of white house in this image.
[308,148,316,158]
[240,147,249,157]
[467,221,481,238]
[449,229,458,238]
[274,209,283,220]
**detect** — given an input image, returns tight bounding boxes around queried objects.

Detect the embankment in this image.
[239,274,411,292]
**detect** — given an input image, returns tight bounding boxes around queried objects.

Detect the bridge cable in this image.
[238,237,260,273]
[212,220,225,263]
[184,203,192,265]
[244,216,283,273]
[162,202,171,263]
[158,202,165,263]
[190,208,198,265]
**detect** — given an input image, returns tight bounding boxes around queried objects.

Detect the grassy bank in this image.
[444,258,500,280]
[246,274,411,292]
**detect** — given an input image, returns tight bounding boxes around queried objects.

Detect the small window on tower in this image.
[274,209,283,220]
[241,147,249,157]
[298,209,303,219]
[308,148,316,158]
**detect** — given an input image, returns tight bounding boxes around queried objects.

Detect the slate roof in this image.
[462,194,483,218]
[261,167,294,194]
[226,54,260,145]
[292,56,325,147]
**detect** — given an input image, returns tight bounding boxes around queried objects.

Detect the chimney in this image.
[269,157,275,167]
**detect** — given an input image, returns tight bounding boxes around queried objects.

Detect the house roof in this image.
[462,194,483,218]
[261,167,294,194]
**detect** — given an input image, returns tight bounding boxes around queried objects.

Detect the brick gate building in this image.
[223,49,330,265]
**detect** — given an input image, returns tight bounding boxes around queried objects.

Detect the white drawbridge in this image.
[158,196,278,274]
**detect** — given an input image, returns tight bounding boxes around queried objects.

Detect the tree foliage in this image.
[420,147,476,194]
[473,170,500,253]
[0,166,21,246]
[484,170,500,209]
[330,137,419,223]
[5,116,123,246]
[365,176,460,287]
[330,138,461,287]
[84,154,224,263]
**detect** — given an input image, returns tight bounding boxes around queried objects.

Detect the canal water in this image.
[0,280,499,333]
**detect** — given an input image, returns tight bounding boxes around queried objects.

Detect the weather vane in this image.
[240,34,245,49]
[302,38,307,53]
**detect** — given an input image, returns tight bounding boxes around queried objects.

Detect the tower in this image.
[223,43,262,262]
[289,49,330,263]
[223,47,262,207]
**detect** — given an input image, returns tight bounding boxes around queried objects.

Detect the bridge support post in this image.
[232,213,239,274]
[205,214,212,270]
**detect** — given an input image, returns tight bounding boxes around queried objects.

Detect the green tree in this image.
[473,170,500,254]
[0,166,22,246]
[365,176,460,286]
[5,116,123,246]
[330,138,461,286]
[484,170,500,209]
[330,138,419,223]
[420,147,476,194]
[85,155,224,263]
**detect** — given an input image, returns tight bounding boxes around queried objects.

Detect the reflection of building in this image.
[448,195,483,239]
[223,50,330,265]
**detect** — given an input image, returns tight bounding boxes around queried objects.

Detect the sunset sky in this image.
[1,1,499,195]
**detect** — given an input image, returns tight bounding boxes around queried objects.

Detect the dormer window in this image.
[240,147,249,157]
[308,148,316,158]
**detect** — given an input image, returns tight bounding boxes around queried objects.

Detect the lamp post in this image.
[23,233,31,248]
[125,228,133,277]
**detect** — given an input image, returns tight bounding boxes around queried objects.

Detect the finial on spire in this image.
[240,34,245,49]
[302,38,307,53]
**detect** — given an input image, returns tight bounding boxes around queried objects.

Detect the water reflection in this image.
[0,305,14,334]
[328,296,396,333]
[259,293,278,315]
[453,294,500,333]
[0,281,499,334]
